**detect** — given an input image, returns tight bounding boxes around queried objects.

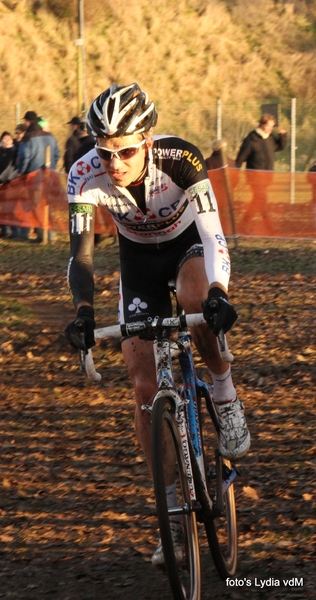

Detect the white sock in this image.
[209,367,236,405]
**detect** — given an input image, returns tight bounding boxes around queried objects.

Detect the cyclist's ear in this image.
[145,135,154,149]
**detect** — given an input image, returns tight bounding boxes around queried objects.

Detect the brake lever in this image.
[207,299,234,363]
[217,328,234,363]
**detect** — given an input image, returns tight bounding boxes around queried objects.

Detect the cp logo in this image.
[77,161,91,176]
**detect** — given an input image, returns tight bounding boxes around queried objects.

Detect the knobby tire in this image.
[196,373,238,578]
[151,394,201,600]
[205,457,237,577]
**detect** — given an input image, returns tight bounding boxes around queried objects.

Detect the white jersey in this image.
[68,134,230,289]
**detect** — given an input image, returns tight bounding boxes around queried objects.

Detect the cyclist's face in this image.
[96,134,150,187]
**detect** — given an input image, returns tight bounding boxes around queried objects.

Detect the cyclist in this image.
[65,83,250,566]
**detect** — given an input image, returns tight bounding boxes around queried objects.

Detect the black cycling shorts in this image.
[118,222,204,325]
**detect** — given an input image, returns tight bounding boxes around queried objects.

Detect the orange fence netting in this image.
[209,168,316,238]
[0,169,116,236]
[1,168,316,238]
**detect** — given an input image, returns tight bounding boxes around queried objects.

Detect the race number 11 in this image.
[193,190,216,214]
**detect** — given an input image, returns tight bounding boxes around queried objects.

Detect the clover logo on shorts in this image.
[128,297,148,315]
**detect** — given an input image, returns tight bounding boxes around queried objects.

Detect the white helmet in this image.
[86,83,158,138]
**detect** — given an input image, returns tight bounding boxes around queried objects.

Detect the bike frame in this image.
[83,313,237,512]
[152,325,214,513]
[78,311,239,592]
[151,324,238,519]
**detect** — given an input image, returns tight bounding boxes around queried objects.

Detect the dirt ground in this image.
[0,236,315,600]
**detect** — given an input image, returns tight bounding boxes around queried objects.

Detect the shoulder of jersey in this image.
[70,148,104,179]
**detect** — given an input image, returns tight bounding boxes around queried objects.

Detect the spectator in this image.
[14,123,27,146]
[235,114,287,235]
[38,116,50,132]
[73,122,95,162]
[307,159,316,205]
[0,126,28,239]
[205,140,235,170]
[6,124,27,182]
[17,110,60,242]
[10,124,28,239]
[236,113,287,170]
[0,131,17,238]
[17,111,60,174]
[309,159,316,173]
[63,116,82,173]
[0,131,17,182]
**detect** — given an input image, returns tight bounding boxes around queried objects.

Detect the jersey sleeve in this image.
[178,143,231,290]
[67,202,96,308]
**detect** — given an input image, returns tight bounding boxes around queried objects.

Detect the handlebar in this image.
[81,313,234,382]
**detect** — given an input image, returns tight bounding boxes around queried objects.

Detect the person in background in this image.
[235,114,287,235]
[63,116,82,173]
[14,123,27,146]
[38,116,50,132]
[17,110,60,242]
[307,159,316,205]
[236,113,287,170]
[17,111,60,175]
[0,131,16,179]
[0,131,16,237]
[205,140,235,170]
[309,159,316,173]
[73,122,95,162]
[9,124,28,239]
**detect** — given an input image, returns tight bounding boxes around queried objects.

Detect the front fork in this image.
[152,337,197,504]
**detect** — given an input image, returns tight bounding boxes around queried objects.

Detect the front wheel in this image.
[151,393,201,600]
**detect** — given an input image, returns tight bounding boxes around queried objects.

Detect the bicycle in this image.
[77,291,239,600]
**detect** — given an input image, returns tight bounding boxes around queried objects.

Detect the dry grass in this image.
[0,0,316,167]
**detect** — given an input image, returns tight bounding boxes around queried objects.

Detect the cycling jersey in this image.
[67,135,231,310]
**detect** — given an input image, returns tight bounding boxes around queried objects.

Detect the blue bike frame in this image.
[177,330,238,508]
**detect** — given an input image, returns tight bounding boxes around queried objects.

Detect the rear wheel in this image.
[151,393,201,600]
[204,455,237,577]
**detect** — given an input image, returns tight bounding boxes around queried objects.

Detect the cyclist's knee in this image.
[192,323,217,354]
[177,287,206,314]
[132,374,157,406]
[176,280,208,313]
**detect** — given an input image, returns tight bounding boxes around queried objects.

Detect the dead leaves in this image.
[0,238,315,599]
[243,486,260,500]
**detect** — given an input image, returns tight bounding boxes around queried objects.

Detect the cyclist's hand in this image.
[65,305,95,351]
[202,287,237,335]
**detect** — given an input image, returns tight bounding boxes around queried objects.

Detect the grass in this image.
[229,237,316,275]
[0,296,32,320]
[1,1,316,166]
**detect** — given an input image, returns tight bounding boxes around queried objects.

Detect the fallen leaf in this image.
[243,486,260,500]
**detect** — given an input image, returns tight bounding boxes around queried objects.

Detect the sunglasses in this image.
[95,139,146,161]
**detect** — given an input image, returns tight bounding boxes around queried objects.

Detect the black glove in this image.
[202,287,237,335]
[65,305,95,351]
